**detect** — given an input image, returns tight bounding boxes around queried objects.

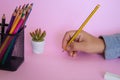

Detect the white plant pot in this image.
[32,40,45,54]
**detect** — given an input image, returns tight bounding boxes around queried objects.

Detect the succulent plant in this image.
[30,28,46,42]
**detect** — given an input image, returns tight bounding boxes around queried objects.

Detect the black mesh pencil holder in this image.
[0,26,25,71]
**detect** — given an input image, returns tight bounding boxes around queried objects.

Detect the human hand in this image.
[62,30,105,57]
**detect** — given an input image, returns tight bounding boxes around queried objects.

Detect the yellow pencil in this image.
[9,13,22,33]
[66,4,100,48]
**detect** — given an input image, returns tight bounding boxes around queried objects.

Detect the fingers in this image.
[62,31,74,50]
[62,30,86,57]
[66,41,80,51]
[66,42,78,57]
[62,35,78,57]
[62,32,69,50]
[62,30,82,50]
[68,51,77,57]
[66,41,87,53]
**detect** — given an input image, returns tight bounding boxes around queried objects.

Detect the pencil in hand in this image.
[65,4,100,56]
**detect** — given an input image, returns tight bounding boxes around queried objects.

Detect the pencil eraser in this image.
[104,72,120,80]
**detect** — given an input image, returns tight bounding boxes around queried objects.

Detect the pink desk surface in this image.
[0,32,120,80]
[0,0,120,80]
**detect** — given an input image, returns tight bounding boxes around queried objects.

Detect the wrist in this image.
[98,37,105,54]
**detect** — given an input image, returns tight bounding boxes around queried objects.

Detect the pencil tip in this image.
[26,3,29,8]
[97,4,100,7]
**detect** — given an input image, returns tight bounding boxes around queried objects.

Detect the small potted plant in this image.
[30,28,46,54]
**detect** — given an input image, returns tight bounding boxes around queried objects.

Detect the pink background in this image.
[0,0,120,80]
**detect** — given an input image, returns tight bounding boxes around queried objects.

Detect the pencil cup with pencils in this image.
[0,3,33,71]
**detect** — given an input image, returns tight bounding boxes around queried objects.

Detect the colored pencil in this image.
[6,12,16,33]
[14,14,25,33]
[66,4,100,48]
[9,13,22,33]
[23,3,33,25]
[1,35,17,64]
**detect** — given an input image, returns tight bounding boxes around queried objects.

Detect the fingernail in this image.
[70,52,73,57]
[72,53,76,57]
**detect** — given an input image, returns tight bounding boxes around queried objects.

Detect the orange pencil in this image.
[9,13,22,33]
